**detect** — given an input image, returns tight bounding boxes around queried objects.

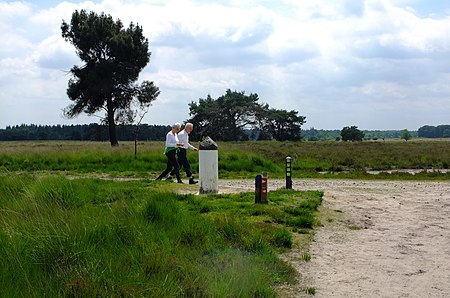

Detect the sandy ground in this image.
[217,179,450,298]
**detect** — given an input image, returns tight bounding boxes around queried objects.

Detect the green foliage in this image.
[187,89,306,141]
[341,126,365,141]
[418,125,450,138]
[0,174,322,297]
[188,90,260,141]
[401,129,412,141]
[61,10,159,146]
[257,107,306,141]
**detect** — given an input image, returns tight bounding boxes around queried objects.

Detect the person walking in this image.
[174,123,199,184]
[155,123,184,183]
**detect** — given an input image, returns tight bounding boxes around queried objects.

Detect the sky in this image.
[1,0,450,130]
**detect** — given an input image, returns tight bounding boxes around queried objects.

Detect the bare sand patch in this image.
[217,179,450,298]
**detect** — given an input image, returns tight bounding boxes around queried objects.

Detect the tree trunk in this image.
[107,98,119,147]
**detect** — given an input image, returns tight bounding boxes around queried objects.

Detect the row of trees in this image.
[303,128,418,141]
[0,124,170,141]
[26,86,305,143]
[337,127,413,142]
[0,124,420,142]
[418,125,450,138]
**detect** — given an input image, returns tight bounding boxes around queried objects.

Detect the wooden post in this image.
[286,156,292,189]
[260,172,268,204]
[255,174,262,203]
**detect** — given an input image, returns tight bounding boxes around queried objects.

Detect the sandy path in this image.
[217,179,450,298]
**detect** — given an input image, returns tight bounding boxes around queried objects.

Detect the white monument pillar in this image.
[199,137,218,194]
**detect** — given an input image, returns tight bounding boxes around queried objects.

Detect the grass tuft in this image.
[271,228,293,248]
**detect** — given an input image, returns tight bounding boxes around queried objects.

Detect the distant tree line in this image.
[0,124,170,141]
[1,124,426,142]
[418,125,450,138]
[302,128,419,141]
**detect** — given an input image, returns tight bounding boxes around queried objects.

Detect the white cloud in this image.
[0,2,33,54]
[1,0,450,130]
[32,34,79,69]
[0,1,31,17]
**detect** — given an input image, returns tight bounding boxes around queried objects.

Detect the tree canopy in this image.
[257,106,305,141]
[418,125,450,138]
[341,126,364,142]
[400,129,412,141]
[187,89,306,141]
[61,10,159,146]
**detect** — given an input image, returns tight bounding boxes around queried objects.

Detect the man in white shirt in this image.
[175,123,199,184]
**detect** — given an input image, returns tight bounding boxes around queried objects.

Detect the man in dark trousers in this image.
[175,122,199,184]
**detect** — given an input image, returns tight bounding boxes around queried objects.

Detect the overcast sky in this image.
[1,0,450,130]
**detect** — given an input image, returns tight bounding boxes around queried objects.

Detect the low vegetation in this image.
[0,174,322,297]
[2,139,448,296]
[1,140,450,179]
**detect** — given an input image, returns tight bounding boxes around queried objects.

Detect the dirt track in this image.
[217,179,450,298]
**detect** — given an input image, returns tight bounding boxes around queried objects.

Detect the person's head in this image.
[184,122,194,134]
[172,122,181,133]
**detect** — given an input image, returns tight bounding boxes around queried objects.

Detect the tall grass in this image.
[2,139,450,179]
[0,174,321,297]
[225,139,450,171]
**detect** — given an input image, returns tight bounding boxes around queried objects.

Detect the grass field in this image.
[1,139,450,179]
[0,173,322,297]
[1,139,449,296]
